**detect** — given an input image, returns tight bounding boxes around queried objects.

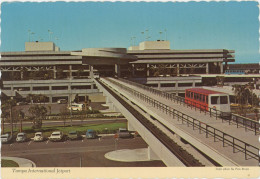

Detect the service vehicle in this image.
[57,99,67,104]
[68,103,85,111]
[185,88,231,116]
[16,132,27,142]
[49,131,64,142]
[117,128,131,138]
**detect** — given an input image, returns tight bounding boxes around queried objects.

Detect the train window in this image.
[211,96,218,104]
[220,96,228,104]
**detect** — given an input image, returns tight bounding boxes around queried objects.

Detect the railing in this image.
[103,78,260,164]
[118,78,260,135]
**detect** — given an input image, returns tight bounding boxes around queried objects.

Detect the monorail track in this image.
[96,79,204,167]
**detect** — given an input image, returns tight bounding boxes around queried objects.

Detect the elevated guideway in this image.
[95,78,204,167]
[100,77,259,166]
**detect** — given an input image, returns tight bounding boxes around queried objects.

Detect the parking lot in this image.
[2,136,166,167]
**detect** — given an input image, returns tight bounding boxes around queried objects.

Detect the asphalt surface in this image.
[2,136,166,167]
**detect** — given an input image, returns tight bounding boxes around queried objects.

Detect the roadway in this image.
[2,136,165,167]
[101,77,259,166]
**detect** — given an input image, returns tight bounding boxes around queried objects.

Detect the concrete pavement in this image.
[105,148,154,162]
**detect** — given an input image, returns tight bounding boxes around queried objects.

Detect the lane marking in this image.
[10,144,13,147]
[46,140,49,144]
[28,141,32,145]
[82,139,84,142]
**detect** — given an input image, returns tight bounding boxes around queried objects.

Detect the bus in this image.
[185,88,231,116]
[68,103,85,111]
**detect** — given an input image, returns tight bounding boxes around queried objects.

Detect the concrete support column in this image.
[49,96,53,103]
[192,81,195,87]
[90,65,94,78]
[177,64,180,76]
[127,122,135,131]
[206,63,209,74]
[158,82,161,89]
[147,64,150,77]
[20,67,24,80]
[69,65,72,79]
[115,64,121,77]
[132,64,135,77]
[147,146,160,160]
[220,62,223,74]
[53,66,57,79]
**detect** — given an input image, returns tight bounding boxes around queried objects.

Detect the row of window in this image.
[186,91,209,103]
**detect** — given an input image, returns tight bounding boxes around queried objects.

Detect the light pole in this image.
[164,29,167,41]
[28,30,31,42]
[48,30,53,41]
[159,31,163,41]
[141,31,145,41]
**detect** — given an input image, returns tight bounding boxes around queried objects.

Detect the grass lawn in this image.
[5,122,127,138]
[1,160,19,167]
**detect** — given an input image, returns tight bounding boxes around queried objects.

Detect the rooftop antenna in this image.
[159,31,163,41]
[28,29,31,42]
[48,30,53,41]
[164,29,167,41]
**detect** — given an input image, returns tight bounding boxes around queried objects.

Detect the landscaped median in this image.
[1,159,19,167]
[4,122,127,139]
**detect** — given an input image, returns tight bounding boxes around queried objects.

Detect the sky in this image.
[0,1,260,63]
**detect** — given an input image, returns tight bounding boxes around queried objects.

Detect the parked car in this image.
[68,131,80,140]
[1,133,12,144]
[86,129,97,139]
[117,128,131,138]
[16,132,27,142]
[57,99,67,104]
[33,132,44,142]
[49,131,64,142]
[16,101,28,106]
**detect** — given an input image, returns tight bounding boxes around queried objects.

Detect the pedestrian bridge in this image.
[95,77,259,167]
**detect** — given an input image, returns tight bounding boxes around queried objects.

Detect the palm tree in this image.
[1,99,16,135]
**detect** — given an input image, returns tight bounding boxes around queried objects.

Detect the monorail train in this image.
[185,88,231,115]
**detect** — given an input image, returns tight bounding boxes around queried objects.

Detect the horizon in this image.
[1,1,260,63]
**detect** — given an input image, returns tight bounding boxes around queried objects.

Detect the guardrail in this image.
[103,77,259,164]
[118,78,259,135]
[96,79,203,166]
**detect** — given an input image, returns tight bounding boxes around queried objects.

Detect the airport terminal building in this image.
[0,40,243,102]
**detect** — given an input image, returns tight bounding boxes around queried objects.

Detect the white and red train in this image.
[185,88,231,115]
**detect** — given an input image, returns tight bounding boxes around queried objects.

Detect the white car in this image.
[1,133,12,144]
[49,131,64,142]
[33,132,44,142]
[16,132,27,142]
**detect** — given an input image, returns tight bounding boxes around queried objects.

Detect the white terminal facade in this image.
[0,40,254,103]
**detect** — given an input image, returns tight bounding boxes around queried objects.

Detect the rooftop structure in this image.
[2,40,255,102]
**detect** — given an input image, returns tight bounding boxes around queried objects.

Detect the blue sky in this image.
[1,1,259,63]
